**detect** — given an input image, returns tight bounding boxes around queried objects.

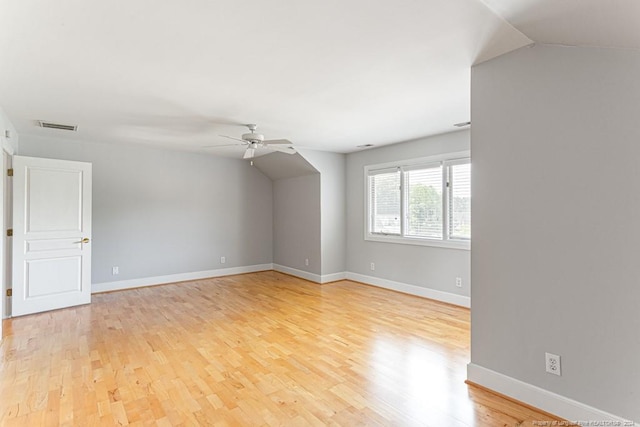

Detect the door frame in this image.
[1,142,14,340]
[3,152,11,320]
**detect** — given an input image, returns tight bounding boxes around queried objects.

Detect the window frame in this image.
[364,151,470,250]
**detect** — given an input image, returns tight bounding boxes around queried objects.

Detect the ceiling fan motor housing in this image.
[242,132,264,143]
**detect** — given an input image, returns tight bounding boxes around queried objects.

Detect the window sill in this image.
[365,234,470,250]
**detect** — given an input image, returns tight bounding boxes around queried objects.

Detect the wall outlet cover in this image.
[545,352,561,376]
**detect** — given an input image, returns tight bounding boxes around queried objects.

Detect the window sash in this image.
[447,161,471,241]
[369,171,401,235]
[404,165,443,239]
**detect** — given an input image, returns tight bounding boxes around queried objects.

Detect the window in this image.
[368,169,401,235]
[365,153,470,249]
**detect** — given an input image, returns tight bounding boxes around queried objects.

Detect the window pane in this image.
[449,162,471,239]
[369,171,401,234]
[405,166,442,239]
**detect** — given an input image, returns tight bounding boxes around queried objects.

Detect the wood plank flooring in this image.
[0,271,566,426]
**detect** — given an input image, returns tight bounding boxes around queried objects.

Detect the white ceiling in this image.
[481,0,640,49]
[0,1,637,157]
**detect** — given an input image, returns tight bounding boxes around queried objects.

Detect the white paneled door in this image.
[12,156,92,316]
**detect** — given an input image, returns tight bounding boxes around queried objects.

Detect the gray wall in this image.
[18,135,273,284]
[272,173,321,274]
[345,130,471,296]
[299,150,346,276]
[471,44,640,421]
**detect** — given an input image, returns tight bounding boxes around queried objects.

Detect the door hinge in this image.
[6,228,12,237]
[7,168,13,177]
[6,288,11,297]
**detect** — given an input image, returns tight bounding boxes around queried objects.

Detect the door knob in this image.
[75,237,90,244]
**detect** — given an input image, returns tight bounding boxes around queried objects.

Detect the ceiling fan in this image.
[208,124,297,159]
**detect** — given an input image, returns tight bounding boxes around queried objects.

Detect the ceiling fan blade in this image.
[264,139,293,145]
[243,147,256,159]
[203,143,244,148]
[267,144,297,155]
[220,135,248,144]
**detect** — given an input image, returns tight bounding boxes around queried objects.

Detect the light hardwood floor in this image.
[0,271,566,426]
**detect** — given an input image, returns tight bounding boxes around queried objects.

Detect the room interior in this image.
[0,0,639,425]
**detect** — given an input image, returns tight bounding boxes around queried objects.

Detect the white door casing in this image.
[12,156,92,316]
[0,152,6,336]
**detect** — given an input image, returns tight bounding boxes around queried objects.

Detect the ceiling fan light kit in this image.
[243,146,256,159]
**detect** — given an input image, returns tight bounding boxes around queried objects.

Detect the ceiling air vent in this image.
[38,121,78,131]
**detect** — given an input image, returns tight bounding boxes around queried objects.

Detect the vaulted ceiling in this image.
[0,0,637,158]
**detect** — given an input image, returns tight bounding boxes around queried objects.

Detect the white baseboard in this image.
[467,363,637,426]
[92,263,274,293]
[93,266,467,310]
[272,264,347,284]
[345,272,470,308]
[320,271,347,283]
[272,264,322,283]
[18,265,466,317]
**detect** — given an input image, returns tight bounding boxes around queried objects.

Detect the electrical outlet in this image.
[456,277,462,288]
[305,258,309,266]
[370,262,375,271]
[112,266,119,275]
[545,352,561,376]
[220,256,226,264]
